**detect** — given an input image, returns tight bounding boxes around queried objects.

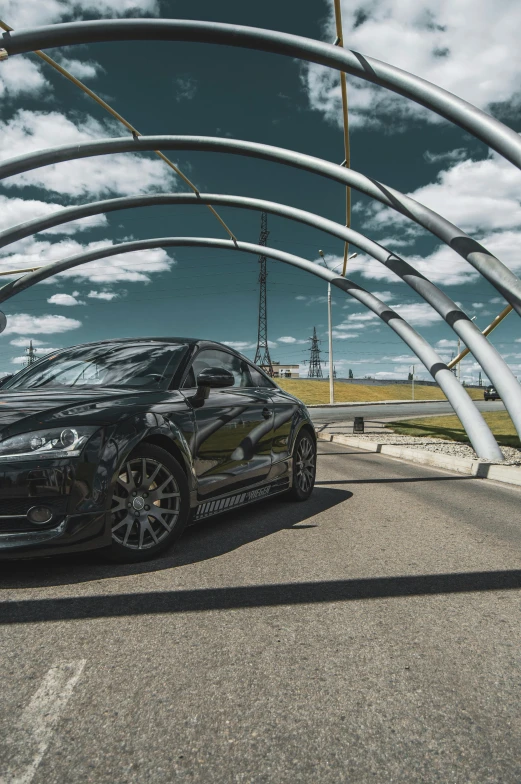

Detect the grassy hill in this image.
[387,412,519,448]
[275,378,485,405]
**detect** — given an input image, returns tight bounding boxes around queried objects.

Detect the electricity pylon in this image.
[308,327,323,378]
[254,212,274,376]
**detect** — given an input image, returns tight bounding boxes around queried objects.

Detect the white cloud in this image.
[174,75,197,101]
[424,148,468,165]
[0,56,48,100]
[331,330,359,339]
[347,312,378,323]
[222,341,257,350]
[0,1,158,98]
[3,313,81,335]
[328,247,478,287]
[338,302,442,329]
[278,336,307,344]
[382,354,417,363]
[333,323,362,331]
[0,195,107,235]
[371,290,395,302]
[0,236,175,283]
[0,110,177,198]
[392,303,443,326]
[374,371,412,380]
[87,290,119,300]
[367,149,521,236]
[9,337,48,347]
[2,0,159,27]
[303,0,521,130]
[47,293,84,306]
[295,294,329,306]
[55,58,103,81]
[436,339,458,349]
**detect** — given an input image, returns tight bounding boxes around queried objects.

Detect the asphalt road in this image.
[1,442,521,783]
[310,399,505,422]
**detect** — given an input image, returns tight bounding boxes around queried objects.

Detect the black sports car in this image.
[0,338,316,562]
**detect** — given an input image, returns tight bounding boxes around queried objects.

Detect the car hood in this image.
[0,387,187,439]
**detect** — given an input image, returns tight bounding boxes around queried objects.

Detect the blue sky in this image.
[0,0,520,382]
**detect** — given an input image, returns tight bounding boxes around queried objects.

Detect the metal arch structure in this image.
[0,18,519,459]
[2,139,521,445]
[1,135,521,318]
[2,191,521,443]
[0,235,503,461]
[3,19,521,169]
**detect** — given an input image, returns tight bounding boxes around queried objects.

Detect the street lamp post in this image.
[318,249,357,404]
[328,280,334,404]
[457,315,477,384]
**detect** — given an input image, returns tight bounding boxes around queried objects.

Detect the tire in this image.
[105,444,190,563]
[286,429,317,502]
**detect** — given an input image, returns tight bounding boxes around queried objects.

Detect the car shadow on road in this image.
[0,487,352,589]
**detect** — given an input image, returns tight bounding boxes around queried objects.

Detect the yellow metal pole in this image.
[0,267,42,276]
[0,18,237,243]
[333,0,352,276]
[447,304,514,369]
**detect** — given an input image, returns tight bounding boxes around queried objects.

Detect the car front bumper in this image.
[0,455,112,559]
[0,510,111,559]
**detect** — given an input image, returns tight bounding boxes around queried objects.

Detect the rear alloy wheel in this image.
[107,444,189,562]
[286,430,316,501]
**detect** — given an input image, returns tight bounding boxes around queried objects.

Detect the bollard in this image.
[353,416,364,434]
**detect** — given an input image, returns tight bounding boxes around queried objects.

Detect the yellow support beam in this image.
[333,0,352,276]
[447,304,514,368]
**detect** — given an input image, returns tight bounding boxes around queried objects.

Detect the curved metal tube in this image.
[0,235,503,461]
[1,135,520,317]
[3,19,521,169]
[2,190,521,443]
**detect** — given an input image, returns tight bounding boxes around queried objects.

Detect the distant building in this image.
[270,362,300,379]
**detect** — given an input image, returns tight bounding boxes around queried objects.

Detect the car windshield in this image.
[4,342,189,390]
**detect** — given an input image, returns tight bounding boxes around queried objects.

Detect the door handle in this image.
[262,407,271,420]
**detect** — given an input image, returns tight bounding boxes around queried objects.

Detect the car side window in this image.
[248,365,276,388]
[185,349,253,388]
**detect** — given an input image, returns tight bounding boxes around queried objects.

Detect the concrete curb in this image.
[307,399,447,408]
[318,433,521,488]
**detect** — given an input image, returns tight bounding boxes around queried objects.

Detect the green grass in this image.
[387,412,519,448]
[275,378,485,406]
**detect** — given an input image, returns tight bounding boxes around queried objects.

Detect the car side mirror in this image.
[197,367,235,389]
[190,367,235,407]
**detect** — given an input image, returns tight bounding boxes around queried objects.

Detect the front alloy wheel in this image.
[108,444,189,562]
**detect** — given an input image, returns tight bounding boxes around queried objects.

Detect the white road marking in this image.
[1,660,86,784]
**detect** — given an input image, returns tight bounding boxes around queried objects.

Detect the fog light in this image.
[27,506,53,525]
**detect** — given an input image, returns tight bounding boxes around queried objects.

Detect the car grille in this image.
[0,497,68,534]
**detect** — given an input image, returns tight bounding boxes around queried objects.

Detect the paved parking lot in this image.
[1,441,521,783]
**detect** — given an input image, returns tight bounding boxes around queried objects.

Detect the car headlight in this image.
[0,426,98,461]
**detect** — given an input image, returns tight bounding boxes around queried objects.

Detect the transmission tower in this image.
[254,212,274,376]
[307,327,323,378]
[25,340,37,366]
